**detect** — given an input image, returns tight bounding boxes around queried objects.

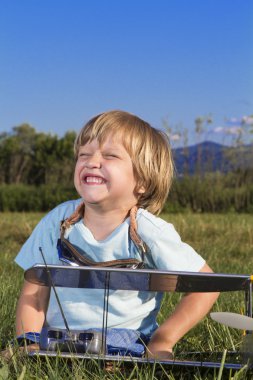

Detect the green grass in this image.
[0,212,253,379]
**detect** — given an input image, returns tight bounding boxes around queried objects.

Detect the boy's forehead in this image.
[86,133,125,148]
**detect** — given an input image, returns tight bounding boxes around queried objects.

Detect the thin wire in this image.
[101,271,110,354]
[104,272,110,352]
[39,247,70,333]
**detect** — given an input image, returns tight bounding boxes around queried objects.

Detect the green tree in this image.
[0,124,36,184]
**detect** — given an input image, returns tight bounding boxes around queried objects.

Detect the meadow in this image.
[0,212,253,379]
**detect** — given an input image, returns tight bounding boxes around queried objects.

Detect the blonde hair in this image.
[74,110,174,215]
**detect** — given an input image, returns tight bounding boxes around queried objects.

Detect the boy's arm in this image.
[16,280,50,336]
[146,263,219,359]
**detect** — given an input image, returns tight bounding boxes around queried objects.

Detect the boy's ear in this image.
[137,185,145,194]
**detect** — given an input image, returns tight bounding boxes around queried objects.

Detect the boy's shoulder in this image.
[137,209,180,242]
[137,209,167,229]
[42,199,83,225]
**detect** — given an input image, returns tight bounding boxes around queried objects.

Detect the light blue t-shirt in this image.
[15,199,205,335]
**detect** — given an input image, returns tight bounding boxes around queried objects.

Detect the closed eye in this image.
[78,152,91,159]
[78,152,91,156]
[103,153,120,159]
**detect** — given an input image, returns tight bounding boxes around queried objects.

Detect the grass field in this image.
[0,212,253,379]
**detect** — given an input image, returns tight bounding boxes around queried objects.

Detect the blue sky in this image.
[0,0,252,146]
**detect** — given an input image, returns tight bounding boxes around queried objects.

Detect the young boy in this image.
[15,110,218,359]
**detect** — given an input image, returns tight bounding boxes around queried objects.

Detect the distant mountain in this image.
[172,141,253,176]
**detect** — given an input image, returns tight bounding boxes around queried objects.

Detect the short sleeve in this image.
[15,199,82,270]
[15,217,59,270]
[150,223,205,271]
[137,210,205,272]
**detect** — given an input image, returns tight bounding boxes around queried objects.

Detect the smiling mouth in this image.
[83,176,106,184]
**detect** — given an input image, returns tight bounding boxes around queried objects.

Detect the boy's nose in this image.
[85,153,102,168]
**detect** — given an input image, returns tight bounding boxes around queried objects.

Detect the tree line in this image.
[0,123,252,212]
[0,124,76,186]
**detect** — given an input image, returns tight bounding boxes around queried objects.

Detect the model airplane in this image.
[211,312,253,331]
[23,261,253,370]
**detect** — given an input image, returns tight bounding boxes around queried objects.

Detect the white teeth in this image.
[85,176,104,184]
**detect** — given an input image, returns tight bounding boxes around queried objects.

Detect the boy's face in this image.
[74,136,144,212]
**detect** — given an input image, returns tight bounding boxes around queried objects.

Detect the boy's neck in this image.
[83,206,132,241]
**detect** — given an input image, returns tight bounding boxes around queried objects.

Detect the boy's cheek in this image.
[73,169,81,191]
[74,163,82,179]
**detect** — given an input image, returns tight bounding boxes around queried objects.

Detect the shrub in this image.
[0,184,79,212]
[0,173,252,213]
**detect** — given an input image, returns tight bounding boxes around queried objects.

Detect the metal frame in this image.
[25,265,253,370]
